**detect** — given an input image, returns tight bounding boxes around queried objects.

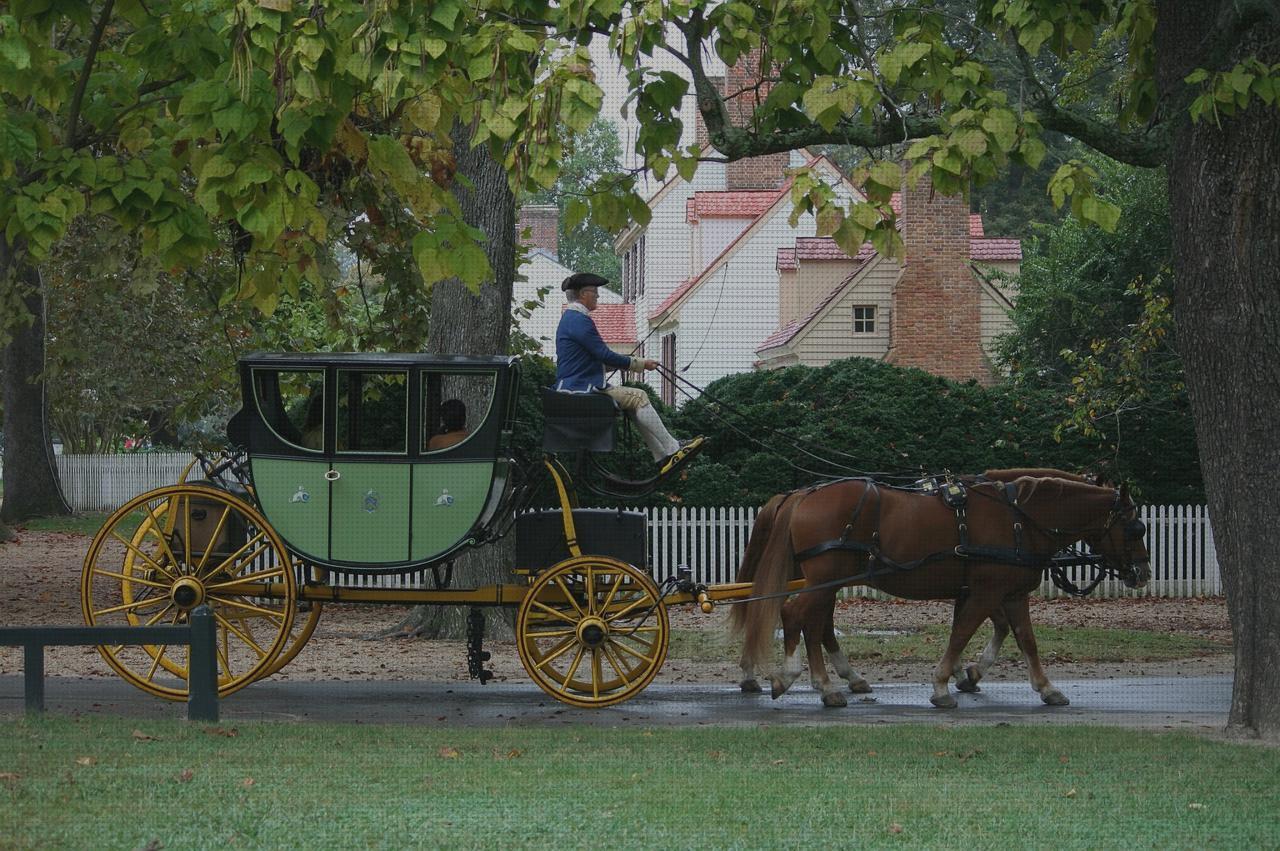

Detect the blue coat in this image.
[555,308,633,392]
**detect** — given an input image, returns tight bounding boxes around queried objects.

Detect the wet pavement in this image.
[1,674,1231,731]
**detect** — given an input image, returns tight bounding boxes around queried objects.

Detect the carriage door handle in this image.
[324,469,341,481]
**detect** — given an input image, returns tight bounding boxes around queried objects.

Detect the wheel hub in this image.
[576,616,608,648]
[171,577,205,610]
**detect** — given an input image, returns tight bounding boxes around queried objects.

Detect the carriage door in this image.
[329,369,411,565]
[246,368,331,562]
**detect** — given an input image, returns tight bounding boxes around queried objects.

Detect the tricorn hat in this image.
[562,271,608,291]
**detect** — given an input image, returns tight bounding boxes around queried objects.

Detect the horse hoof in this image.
[849,679,873,694]
[822,691,848,708]
[930,693,958,709]
[965,664,982,685]
[1042,690,1070,706]
[955,678,981,694]
[770,679,787,700]
[740,678,763,694]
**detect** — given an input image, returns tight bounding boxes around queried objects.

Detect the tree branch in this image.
[65,0,116,149]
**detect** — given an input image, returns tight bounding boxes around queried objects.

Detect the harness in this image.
[791,476,1143,598]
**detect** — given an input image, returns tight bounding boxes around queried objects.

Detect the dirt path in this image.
[0,529,1234,688]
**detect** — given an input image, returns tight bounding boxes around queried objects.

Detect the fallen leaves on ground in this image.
[75,756,96,766]
[131,730,158,742]
[438,746,460,759]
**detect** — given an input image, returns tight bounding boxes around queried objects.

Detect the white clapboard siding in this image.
[14,452,1223,599]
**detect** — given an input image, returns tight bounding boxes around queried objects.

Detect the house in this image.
[756,184,1022,382]
[614,153,861,404]
[512,205,635,374]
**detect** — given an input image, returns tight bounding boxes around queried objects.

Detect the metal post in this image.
[187,605,219,722]
[24,644,44,714]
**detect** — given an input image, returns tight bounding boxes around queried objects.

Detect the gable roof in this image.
[969,238,1022,261]
[757,251,880,352]
[563,303,636,345]
[649,155,860,324]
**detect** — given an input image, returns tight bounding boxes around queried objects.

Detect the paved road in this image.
[1,675,1230,731]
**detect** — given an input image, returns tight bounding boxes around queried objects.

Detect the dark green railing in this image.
[0,605,218,721]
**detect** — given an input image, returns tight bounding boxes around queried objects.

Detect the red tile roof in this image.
[776,248,797,271]
[563,303,636,344]
[969,238,1022,261]
[686,190,781,222]
[649,277,699,320]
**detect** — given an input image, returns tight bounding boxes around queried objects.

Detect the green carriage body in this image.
[226,352,521,573]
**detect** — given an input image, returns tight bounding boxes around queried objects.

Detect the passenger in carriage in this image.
[555,271,704,475]
[428,399,470,450]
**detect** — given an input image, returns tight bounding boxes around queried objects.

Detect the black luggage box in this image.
[516,508,647,572]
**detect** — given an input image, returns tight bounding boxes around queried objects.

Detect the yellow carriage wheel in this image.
[516,556,668,708]
[81,484,296,701]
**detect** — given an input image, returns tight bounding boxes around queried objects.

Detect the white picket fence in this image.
[2,452,1221,598]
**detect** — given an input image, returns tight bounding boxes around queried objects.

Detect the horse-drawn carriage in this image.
[81,351,1150,711]
[81,352,735,709]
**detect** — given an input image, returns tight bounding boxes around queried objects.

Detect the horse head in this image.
[1085,482,1151,588]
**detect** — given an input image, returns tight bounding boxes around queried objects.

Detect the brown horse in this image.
[731,474,1149,708]
[731,469,1107,701]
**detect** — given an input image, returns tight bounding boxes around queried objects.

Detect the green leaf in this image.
[954,128,987,158]
[413,230,448,285]
[1018,20,1054,56]
[1019,136,1047,169]
[431,0,461,31]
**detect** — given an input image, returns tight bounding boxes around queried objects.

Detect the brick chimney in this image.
[885,169,992,383]
[517,204,558,259]
[720,50,789,190]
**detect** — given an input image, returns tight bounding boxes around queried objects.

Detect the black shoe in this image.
[659,436,706,476]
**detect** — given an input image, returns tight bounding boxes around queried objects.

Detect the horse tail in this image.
[733,493,788,585]
[731,492,802,673]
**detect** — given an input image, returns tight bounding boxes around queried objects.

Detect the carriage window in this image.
[336,370,408,453]
[422,371,496,453]
[252,369,325,452]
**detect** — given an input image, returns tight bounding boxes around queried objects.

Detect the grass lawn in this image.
[669,622,1230,665]
[0,717,1275,849]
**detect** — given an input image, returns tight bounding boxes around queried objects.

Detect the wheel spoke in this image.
[109,531,176,581]
[532,636,577,671]
[194,504,233,575]
[90,567,172,592]
[529,599,578,625]
[552,575,587,619]
[584,565,595,614]
[601,642,634,684]
[142,503,182,572]
[563,645,587,687]
[604,592,654,623]
[204,568,285,592]
[181,495,193,572]
[524,627,577,639]
[611,638,658,665]
[598,571,625,614]
[591,648,603,698]
[209,595,287,621]
[92,596,170,618]
[202,531,267,578]
[212,611,269,658]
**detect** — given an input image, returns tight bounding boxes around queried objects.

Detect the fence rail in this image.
[3,452,1221,598]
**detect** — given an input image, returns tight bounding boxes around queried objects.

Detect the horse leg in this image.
[770,598,806,699]
[1004,594,1070,706]
[804,592,847,707]
[955,610,1011,693]
[931,589,1001,709]
[822,608,872,694]
[741,598,794,694]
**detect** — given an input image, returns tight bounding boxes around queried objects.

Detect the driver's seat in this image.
[541,388,617,453]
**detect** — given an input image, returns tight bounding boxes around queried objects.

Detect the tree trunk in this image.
[387,126,518,640]
[0,243,69,523]
[1157,1,1280,738]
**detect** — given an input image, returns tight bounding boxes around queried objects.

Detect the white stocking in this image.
[630,403,681,461]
